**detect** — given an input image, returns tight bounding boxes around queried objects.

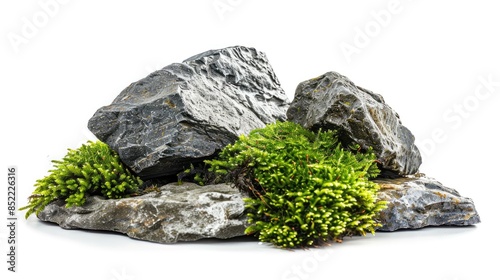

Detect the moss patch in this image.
[206,121,386,248]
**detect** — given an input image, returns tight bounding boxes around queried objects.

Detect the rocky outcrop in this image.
[88,46,289,179]
[37,183,248,243]
[287,71,421,176]
[376,175,480,231]
[36,175,479,243]
[49,51,478,245]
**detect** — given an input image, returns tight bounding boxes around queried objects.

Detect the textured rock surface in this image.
[88,46,289,179]
[37,183,248,243]
[36,176,479,243]
[287,71,421,176]
[376,175,480,231]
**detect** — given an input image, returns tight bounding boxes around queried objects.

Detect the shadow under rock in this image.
[31,218,259,246]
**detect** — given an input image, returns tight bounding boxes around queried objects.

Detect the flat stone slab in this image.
[37,183,248,243]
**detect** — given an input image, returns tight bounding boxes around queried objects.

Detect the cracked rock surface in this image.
[88,46,289,179]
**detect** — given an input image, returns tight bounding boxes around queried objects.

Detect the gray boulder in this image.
[88,46,289,179]
[37,183,248,243]
[376,175,480,231]
[287,71,421,176]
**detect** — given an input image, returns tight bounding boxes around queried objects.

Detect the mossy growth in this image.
[20,141,143,219]
[205,121,386,248]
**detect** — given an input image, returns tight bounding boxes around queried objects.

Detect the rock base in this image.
[38,183,248,243]
[37,176,479,243]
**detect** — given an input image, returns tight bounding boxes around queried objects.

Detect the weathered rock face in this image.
[376,175,480,231]
[37,183,248,243]
[88,46,289,179]
[287,71,421,176]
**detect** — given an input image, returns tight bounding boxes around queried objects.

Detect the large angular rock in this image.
[37,183,248,243]
[88,46,289,179]
[376,175,480,231]
[287,71,421,176]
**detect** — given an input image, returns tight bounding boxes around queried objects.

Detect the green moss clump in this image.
[206,121,386,248]
[20,140,142,219]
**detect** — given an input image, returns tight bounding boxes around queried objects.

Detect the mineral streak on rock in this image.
[37,183,248,243]
[287,71,422,176]
[376,175,480,231]
[88,46,289,179]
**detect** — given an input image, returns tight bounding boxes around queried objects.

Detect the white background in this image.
[1,1,499,279]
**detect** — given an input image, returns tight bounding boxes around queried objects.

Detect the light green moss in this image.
[20,141,142,218]
[206,121,386,248]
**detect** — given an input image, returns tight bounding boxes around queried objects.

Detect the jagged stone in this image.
[88,46,289,179]
[37,183,248,243]
[376,175,480,231]
[287,71,421,176]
